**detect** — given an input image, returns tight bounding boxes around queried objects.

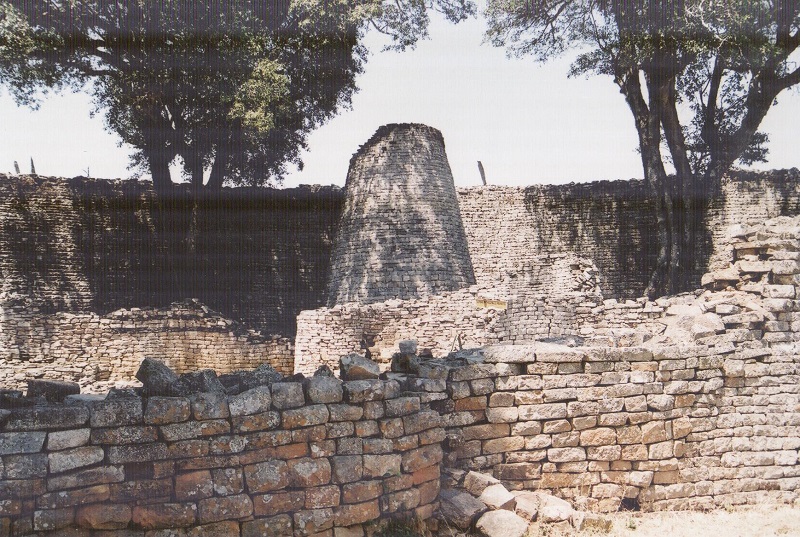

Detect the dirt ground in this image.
[526,504,800,537]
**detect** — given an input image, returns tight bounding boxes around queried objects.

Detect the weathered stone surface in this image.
[191,392,230,420]
[513,491,539,521]
[288,457,331,487]
[244,460,289,493]
[340,354,380,380]
[537,493,573,523]
[294,508,334,535]
[171,370,226,396]
[75,503,131,530]
[362,454,401,479]
[48,446,104,473]
[46,428,90,451]
[0,432,46,455]
[5,406,89,431]
[26,380,80,403]
[132,503,196,529]
[228,386,271,417]
[175,470,214,501]
[304,376,343,404]
[463,471,500,496]
[270,383,305,409]
[145,397,191,425]
[243,514,293,537]
[440,489,487,530]
[282,404,329,429]
[136,358,179,396]
[480,483,516,511]
[252,491,305,517]
[88,398,143,427]
[198,493,253,523]
[571,511,613,532]
[475,509,530,537]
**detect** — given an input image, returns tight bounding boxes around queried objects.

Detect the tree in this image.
[0,0,476,194]
[485,0,800,297]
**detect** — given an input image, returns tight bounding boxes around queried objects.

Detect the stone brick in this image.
[305,376,344,404]
[198,494,253,523]
[271,383,305,409]
[547,447,586,462]
[189,520,242,536]
[107,443,169,464]
[75,503,131,530]
[382,487,420,513]
[109,477,173,502]
[0,432,46,455]
[132,503,196,529]
[519,403,567,420]
[294,508,334,536]
[160,419,230,442]
[47,429,90,451]
[47,466,125,490]
[252,491,305,516]
[401,444,442,472]
[463,423,509,441]
[3,453,47,478]
[439,489,487,530]
[332,455,363,484]
[175,471,214,501]
[494,463,541,480]
[580,428,616,446]
[362,454,401,479]
[327,404,363,422]
[305,485,341,509]
[227,386,272,416]
[88,398,143,427]
[48,446,104,473]
[485,407,519,423]
[243,514,293,537]
[145,397,191,425]
[212,467,244,496]
[232,411,281,433]
[37,484,111,509]
[283,404,330,428]
[5,406,89,431]
[288,457,332,487]
[244,460,289,493]
[33,508,74,532]
[191,392,230,420]
[340,503,384,529]
[342,480,383,504]
[385,397,421,417]
[483,436,524,455]
[90,425,158,445]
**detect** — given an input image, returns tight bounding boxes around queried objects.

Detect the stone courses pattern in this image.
[0,301,294,392]
[326,123,476,306]
[439,216,800,512]
[0,375,445,536]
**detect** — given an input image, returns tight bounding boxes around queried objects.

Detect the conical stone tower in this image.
[327,123,476,306]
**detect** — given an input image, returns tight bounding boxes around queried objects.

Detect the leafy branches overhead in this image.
[485,0,800,297]
[0,0,475,191]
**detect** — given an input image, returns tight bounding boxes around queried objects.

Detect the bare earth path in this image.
[525,505,800,537]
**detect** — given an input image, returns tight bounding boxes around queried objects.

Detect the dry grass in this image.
[526,505,800,537]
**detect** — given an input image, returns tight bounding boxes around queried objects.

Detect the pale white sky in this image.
[0,9,798,187]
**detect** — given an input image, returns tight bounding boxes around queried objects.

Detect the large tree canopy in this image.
[486,0,800,297]
[0,0,475,193]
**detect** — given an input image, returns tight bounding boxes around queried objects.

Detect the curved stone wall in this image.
[326,124,476,306]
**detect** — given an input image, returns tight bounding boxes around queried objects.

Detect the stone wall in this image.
[0,300,294,393]
[0,175,343,336]
[0,374,445,536]
[457,169,800,299]
[326,124,475,306]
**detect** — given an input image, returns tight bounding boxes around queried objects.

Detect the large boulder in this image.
[475,510,529,537]
[339,354,380,381]
[479,483,516,511]
[26,380,80,403]
[170,370,226,396]
[537,493,573,523]
[136,358,179,396]
[439,489,487,530]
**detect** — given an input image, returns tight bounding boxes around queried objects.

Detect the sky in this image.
[0,8,798,188]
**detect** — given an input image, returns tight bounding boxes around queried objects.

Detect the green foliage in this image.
[0,0,475,189]
[484,0,800,178]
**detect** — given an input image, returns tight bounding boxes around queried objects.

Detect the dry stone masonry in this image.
[0,359,445,536]
[326,124,476,306]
